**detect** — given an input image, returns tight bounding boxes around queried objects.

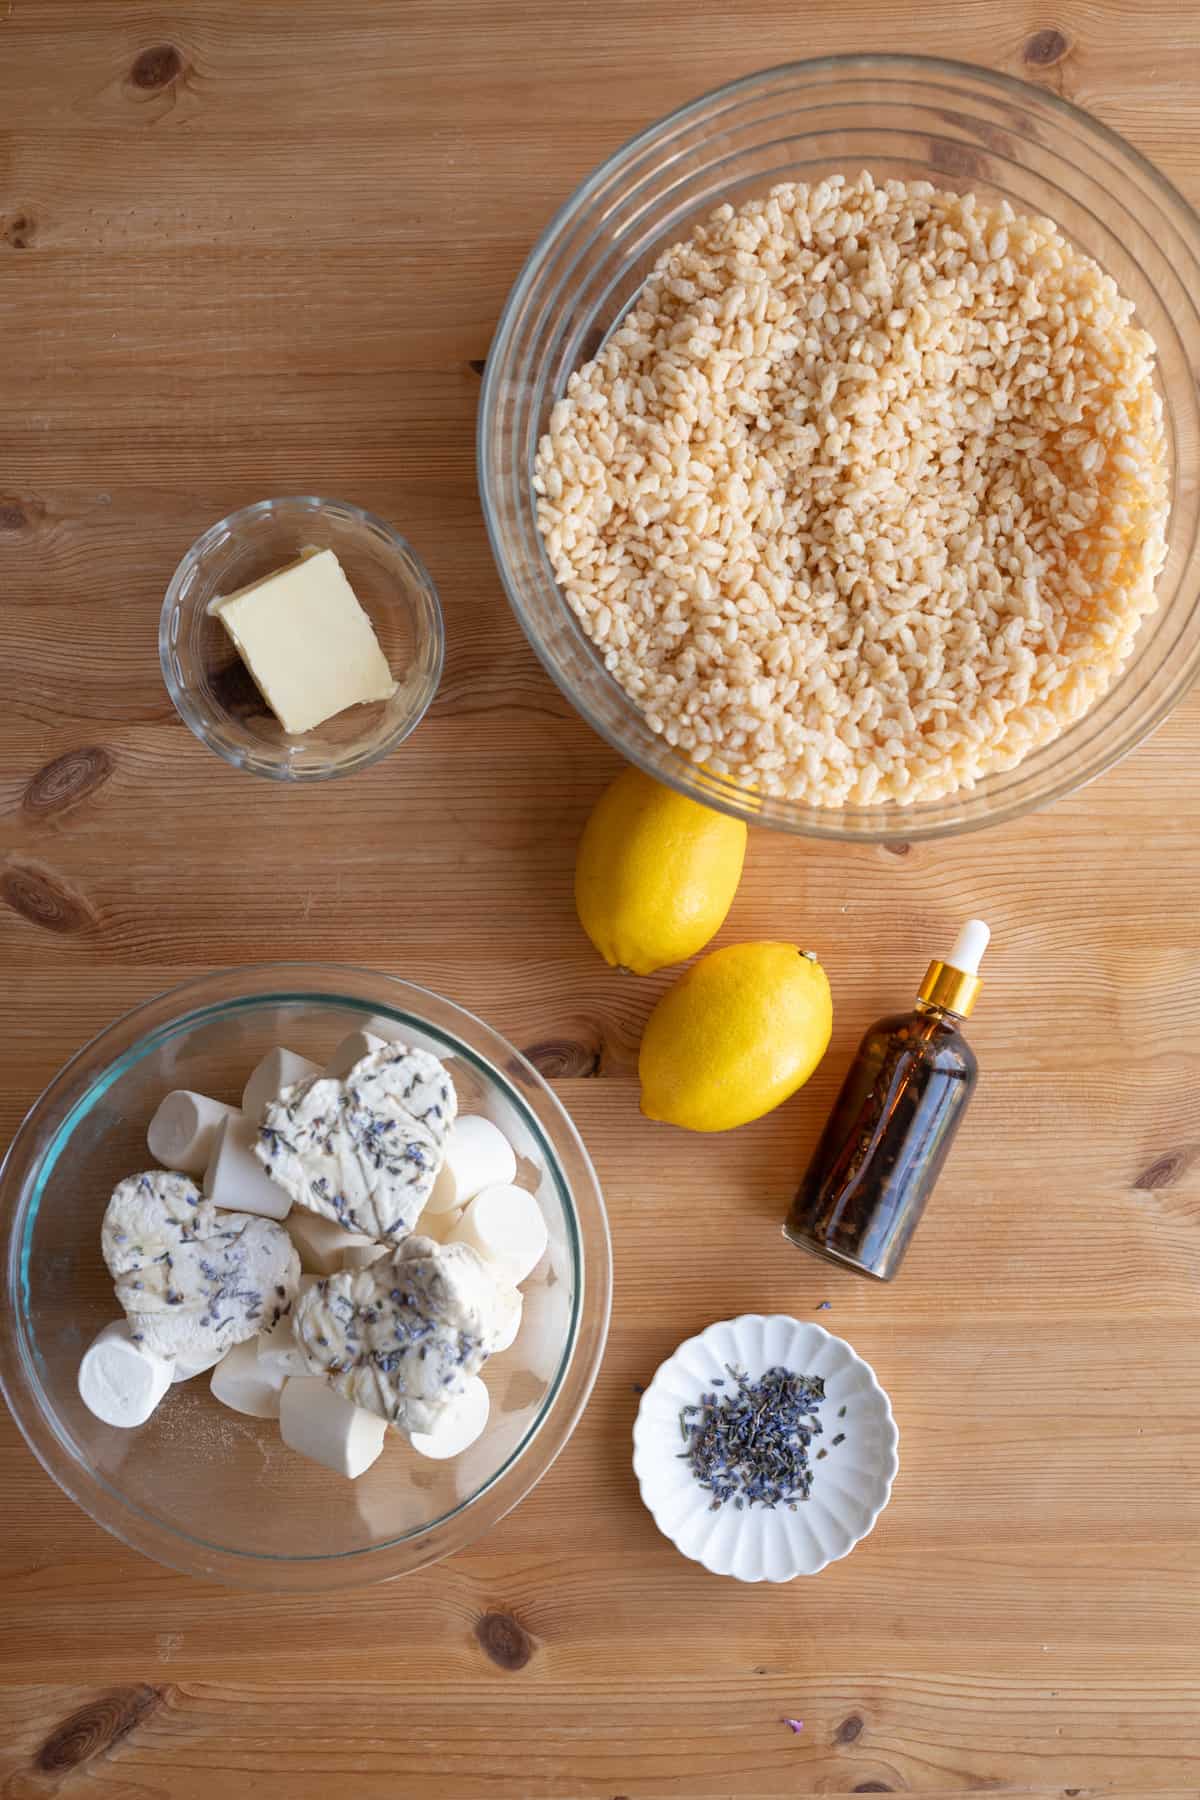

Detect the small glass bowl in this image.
[160,496,444,781]
[0,966,611,1589]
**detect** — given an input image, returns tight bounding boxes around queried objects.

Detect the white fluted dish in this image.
[632,1315,898,1582]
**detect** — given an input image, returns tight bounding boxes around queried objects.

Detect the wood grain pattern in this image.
[2,1,1199,1794]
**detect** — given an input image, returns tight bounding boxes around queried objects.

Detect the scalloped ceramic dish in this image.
[632,1315,899,1582]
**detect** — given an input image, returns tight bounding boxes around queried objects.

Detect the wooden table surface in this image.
[3,2,1199,1795]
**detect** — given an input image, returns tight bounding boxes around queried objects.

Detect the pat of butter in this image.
[209,548,396,735]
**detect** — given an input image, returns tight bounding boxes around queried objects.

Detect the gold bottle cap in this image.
[916,919,990,1018]
[918,959,981,1017]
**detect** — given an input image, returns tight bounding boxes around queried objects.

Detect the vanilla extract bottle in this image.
[783,920,989,1282]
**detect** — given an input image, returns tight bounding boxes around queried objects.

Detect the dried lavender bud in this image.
[678,1364,825,1510]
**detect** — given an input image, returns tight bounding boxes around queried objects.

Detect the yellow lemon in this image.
[575,767,747,976]
[639,941,832,1132]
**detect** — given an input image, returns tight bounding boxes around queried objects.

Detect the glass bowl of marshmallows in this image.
[0,965,611,1589]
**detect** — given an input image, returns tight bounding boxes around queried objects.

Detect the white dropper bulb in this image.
[947,918,990,976]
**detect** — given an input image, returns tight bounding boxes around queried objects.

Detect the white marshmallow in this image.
[370,1016,446,1059]
[286,1209,377,1275]
[257,1273,319,1380]
[408,1377,490,1460]
[204,1114,291,1221]
[147,1090,237,1176]
[358,1013,402,1041]
[171,1343,224,1384]
[521,1282,571,1381]
[413,1204,464,1246]
[210,1338,286,1419]
[547,1230,572,1286]
[256,1333,308,1382]
[450,1183,548,1285]
[351,1013,452,1062]
[324,1029,387,1080]
[426,1114,517,1214]
[242,1047,321,1121]
[340,1239,385,1271]
[489,1285,523,1355]
[279,1376,387,1479]
[77,1320,174,1428]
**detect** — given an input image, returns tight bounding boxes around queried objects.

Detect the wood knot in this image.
[1133,1146,1197,1191]
[130,44,184,89]
[475,1610,534,1670]
[852,1786,892,1795]
[1023,27,1070,66]
[837,1713,865,1744]
[467,357,487,376]
[36,1684,165,1773]
[522,1037,602,1079]
[1,858,96,934]
[24,746,115,820]
[3,211,35,250]
[0,499,27,529]
[882,839,911,858]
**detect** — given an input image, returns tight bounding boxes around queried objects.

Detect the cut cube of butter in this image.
[209,548,396,735]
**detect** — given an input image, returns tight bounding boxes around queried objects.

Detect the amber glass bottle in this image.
[783,921,988,1282]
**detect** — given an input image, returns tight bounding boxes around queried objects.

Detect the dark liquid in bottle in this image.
[784,1004,977,1282]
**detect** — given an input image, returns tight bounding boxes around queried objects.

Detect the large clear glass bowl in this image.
[0,966,611,1589]
[479,56,1200,841]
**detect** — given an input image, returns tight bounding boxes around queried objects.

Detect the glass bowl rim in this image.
[0,962,612,1589]
[159,495,446,784]
[477,52,1200,843]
